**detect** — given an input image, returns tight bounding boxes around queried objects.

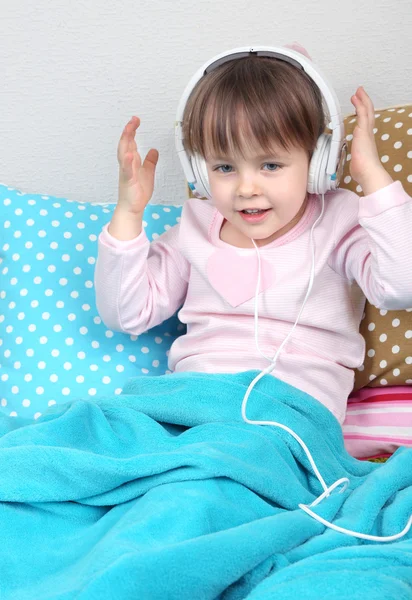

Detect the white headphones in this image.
[175,45,347,199]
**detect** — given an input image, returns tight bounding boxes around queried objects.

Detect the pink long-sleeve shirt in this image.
[95,181,412,423]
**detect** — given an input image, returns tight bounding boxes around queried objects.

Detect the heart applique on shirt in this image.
[206,246,275,307]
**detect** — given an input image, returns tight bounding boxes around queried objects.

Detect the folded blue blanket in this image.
[1,371,411,599]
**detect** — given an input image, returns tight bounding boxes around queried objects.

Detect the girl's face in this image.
[205,142,310,247]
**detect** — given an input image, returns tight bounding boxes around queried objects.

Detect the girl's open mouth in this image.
[239,208,271,223]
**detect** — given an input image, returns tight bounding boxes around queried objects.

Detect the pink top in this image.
[95,181,412,423]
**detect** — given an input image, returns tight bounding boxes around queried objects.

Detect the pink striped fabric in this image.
[343,386,412,459]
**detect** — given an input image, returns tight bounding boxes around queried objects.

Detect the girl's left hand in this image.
[349,87,388,188]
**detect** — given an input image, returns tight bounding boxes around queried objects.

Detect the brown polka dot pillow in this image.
[340,104,412,390]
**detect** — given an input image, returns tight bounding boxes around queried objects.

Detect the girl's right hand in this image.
[117,116,159,215]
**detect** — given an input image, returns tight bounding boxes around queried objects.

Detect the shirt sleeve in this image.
[328,180,412,310]
[94,221,190,335]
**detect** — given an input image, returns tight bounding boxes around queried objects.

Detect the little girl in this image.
[95,44,412,425]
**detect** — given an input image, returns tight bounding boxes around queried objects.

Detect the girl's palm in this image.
[349,87,381,185]
[117,116,159,214]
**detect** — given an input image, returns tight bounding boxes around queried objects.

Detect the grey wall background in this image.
[1,0,411,203]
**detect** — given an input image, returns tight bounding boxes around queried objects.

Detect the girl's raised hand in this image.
[117,116,159,215]
[349,87,392,193]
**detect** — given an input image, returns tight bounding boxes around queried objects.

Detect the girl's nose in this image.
[236,175,260,198]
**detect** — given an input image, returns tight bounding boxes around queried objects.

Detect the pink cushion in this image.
[343,386,412,459]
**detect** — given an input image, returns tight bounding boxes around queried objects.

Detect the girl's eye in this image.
[263,163,280,172]
[215,165,233,173]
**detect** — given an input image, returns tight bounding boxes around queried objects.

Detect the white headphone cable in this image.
[242,192,412,542]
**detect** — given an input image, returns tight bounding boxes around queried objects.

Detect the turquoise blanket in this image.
[1,371,411,599]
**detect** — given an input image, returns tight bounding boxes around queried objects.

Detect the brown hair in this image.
[182,55,327,161]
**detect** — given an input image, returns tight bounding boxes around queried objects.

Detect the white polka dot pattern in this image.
[340,104,412,389]
[0,185,184,418]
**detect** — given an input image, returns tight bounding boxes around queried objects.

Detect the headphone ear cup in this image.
[190,154,211,199]
[307,133,331,195]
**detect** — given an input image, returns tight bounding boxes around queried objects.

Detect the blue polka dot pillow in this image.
[0,183,184,419]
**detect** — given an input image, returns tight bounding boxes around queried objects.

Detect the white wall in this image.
[1,0,411,204]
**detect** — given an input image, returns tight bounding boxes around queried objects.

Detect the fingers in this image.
[117,116,141,163]
[117,118,159,184]
[350,87,375,129]
[143,148,159,173]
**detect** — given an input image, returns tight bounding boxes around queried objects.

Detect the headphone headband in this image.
[175,45,345,196]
